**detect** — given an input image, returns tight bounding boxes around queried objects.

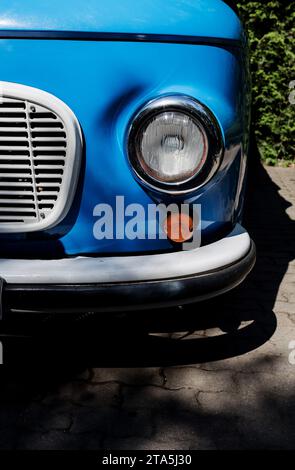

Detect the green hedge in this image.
[237,1,295,165]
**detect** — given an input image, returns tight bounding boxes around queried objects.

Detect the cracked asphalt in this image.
[0,163,294,450]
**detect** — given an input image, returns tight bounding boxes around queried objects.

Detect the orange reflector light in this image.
[163,213,194,243]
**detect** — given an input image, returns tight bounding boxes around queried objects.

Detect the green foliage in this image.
[237,1,295,164]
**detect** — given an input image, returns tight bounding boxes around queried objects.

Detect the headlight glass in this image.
[128,95,224,194]
[139,111,208,184]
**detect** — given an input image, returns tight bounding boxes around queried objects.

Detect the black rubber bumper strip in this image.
[1,240,256,315]
[0,30,242,49]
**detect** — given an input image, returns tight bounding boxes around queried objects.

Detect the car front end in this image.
[0,0,255,317]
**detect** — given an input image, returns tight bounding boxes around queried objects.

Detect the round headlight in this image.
[128,95,223,194]
[140,111,208,183]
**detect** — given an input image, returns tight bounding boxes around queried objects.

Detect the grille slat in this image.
[0,145,29,151]
[32,131,66,136]
[32,144,67,150]
[33,151,66,157]
[30,123,64,129]
[0,158,31,162]
[0,135,29,140]
[0,165,31,169]
[0,117,26,121]
[26,117,60,123]
[36,182,61,187]
[0,215,36,220]
[34,164,64,170]
[35,191,59,196]
[0,171,31,176]
[0,198,34,204]
[0,181,33,187]
[0,190,34,195]
[0,206,36,212]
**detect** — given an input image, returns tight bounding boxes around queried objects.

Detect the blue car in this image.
[0,0,255,317]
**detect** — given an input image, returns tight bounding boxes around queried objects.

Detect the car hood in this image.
[0,0,242,40]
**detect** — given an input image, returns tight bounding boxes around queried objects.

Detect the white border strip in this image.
[0,224,251,284]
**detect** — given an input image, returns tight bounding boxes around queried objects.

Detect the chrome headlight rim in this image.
[127,95,224,195]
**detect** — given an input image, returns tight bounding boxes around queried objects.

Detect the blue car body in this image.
[0,0,255,313]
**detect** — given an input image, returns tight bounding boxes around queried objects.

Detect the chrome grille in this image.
[0,82,82,233]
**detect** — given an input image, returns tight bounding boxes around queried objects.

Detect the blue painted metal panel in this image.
[0,39,247,256]
[0,0,242,40]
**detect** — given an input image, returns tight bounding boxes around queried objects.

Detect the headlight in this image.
[140,111,208,183]
[127,95,224,194]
